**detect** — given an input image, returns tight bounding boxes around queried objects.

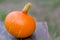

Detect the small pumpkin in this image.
[4,3,36,38]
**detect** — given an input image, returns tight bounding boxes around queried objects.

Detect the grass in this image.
[10,0,25,4]
[0,10,7,21]
[45,16,58,40]
[0,0,5,3]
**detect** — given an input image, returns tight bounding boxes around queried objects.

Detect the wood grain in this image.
[0,21,50,40]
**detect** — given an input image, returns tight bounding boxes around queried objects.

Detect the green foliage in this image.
[29,9,37,16]
[0,0,5,3]
[32,0,60,11]
[10,0,25,3]
[0,10,7,21]
[45,17,58,40]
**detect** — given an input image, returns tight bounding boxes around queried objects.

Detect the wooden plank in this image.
[0,21,50,40]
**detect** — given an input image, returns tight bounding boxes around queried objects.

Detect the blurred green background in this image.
[0,0,60,40]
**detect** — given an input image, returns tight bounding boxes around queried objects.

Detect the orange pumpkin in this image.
[4,3,36,38]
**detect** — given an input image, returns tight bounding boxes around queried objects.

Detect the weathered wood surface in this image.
[0,21,50,40]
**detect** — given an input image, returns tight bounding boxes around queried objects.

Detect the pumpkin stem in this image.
[22,3,31,12]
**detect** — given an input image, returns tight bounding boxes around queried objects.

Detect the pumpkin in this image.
[4,3,36,38]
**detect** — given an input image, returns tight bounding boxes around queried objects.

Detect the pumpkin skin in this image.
[4,3,36,38]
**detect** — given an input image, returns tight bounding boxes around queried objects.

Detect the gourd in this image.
[4,3,36,38]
